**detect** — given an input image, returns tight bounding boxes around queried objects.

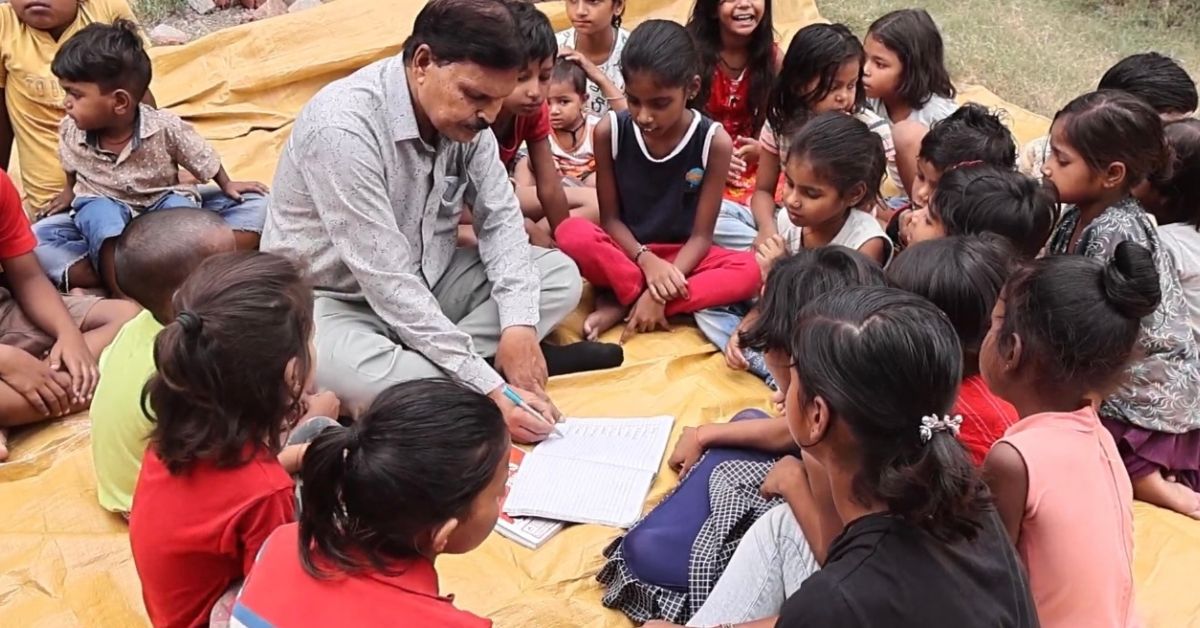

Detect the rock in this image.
[250,0,288,20]
[288,0,323,12]
[187,0,216,14]
[149,24,190,46]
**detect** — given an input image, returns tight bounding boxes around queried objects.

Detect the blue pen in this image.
[502,385,565,438]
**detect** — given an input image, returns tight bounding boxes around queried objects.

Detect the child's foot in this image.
[584,292,626,341]
[0,428,9,462]
[1133,470,1200,519]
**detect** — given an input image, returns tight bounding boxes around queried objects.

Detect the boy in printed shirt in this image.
[0,0,150,213]
[32,20,267,294]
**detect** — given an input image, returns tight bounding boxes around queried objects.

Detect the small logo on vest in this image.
[685,167,705,190]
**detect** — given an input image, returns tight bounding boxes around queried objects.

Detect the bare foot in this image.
[1133,470,1200,519]
[583,292,627,341]
[0,428,9,462]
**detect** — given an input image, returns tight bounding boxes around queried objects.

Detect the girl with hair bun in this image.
[984,241,1159,628]
[1045,89,1200,519]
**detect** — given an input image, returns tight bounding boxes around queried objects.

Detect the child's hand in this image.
[724,323,749,371]
[0,345,75,417]
[620,291,670,344]
[36,188,76,221]
[47,333,98,405]
[755,234,786,280]
[638,253,690,303]
[728,136,761,181]
[760,455,807,500]
[668,426,705,476]
[557,46,603,81]
[220,180,270,203]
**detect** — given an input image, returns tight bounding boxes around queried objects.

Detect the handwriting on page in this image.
[533,416,675,474]
[504,456,652,527]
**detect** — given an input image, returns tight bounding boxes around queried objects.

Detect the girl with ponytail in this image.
[655,286,1036,628]
[983,241,1157,628]
[129,251,319,628]
[233,379,510,626]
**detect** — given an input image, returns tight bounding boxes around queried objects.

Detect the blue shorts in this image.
[32,185,267,287]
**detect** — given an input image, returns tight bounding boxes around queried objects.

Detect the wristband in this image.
[633,245,650,263]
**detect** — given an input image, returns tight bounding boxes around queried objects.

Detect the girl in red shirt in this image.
[887,235,1020,465]
[129,251,316,628]
[233,379,512,627]
[686,0,780,203]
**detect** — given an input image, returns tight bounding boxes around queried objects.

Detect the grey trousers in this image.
[313,246,582,416]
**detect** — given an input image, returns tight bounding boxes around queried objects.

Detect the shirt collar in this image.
[368,556,451,601]
[388,58,423,144]
[83,104,165,152]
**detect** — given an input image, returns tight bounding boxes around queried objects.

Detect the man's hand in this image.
[494,326,549,394]
[219,180,269,203]
[621,291,670,344]
[46,333,97,404]
[0,346,75,417]
[489,384,562,444]
[638,252,689,303]
[35,188,75,220]
[668,426,705,477]
[761,455,808,500]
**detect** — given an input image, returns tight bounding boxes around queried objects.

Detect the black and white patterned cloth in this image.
[597,457,781,624]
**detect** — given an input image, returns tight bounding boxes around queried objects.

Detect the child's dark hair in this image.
[866,9,955,108]
[143,251,314,475]
[930,166,1059,258]
[767,23,866,138]
[887,235,1013,376]
[786,112,886,210]
[51,19,152,98]
[402,0,523,71]
[1099,52,1198,116]
[622,20,701,101]
[508,0,557,65]
[919,104,1017,171]
[298,379,508,577]
[688,0,776,134]
[741,246,886,353]
[1053,89,1169,188]
[552,58,588,97]
[999,241,1161,394]
[1145,119,1200,227]
[793,286,990,541]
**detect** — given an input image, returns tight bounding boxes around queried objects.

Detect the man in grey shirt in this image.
[262,0,581,441]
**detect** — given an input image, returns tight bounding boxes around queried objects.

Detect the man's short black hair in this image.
[51,19,152,98]
[509,0,557,65]
[401,0,523,71]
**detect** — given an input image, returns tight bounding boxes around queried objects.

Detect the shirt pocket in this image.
[439,175,467,216]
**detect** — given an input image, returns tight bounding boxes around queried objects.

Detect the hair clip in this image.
[919,414,963,444]
[946,159,985,172]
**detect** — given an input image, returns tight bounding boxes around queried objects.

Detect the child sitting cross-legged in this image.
[129,251,331,628]
[89,208,236,516]
[234,379,510,627]
[555,20,760,343]
[0,168,138,460]
[32,20,268,296]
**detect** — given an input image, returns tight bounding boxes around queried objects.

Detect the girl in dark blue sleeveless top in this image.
[556,20,761,343]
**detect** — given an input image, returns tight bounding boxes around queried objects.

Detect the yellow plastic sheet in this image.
[2,1,1198,626]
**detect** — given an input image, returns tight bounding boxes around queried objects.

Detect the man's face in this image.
[414,52,519,143]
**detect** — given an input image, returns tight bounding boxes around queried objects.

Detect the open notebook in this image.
[503,416,675,528]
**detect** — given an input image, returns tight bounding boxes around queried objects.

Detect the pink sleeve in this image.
[759,122,780,156]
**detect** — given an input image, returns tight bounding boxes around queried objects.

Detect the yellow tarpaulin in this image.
[1,1,1198,626]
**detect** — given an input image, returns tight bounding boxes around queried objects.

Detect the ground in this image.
[129,0,1200,116]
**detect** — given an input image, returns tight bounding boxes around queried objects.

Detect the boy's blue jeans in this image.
[32,185,267,288]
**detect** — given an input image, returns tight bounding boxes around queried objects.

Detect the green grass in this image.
[822,0,1200,116]
[131,0,189,25]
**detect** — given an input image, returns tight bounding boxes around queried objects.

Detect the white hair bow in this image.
[919,414,963,444]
